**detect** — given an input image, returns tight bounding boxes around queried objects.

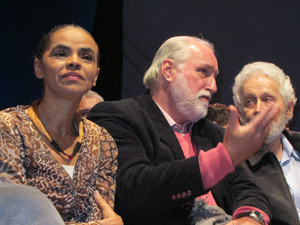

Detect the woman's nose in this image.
[66,55,81,70]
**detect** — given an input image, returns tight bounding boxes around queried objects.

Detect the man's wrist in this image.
[236,210,265,225]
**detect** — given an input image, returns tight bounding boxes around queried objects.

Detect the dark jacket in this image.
[88,93,270,225]
[241,129,300,225]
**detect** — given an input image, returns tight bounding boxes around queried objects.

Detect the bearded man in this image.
[88,36,279,225]
[233,61,300,225]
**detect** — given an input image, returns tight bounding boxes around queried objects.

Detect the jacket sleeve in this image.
[213,165,271,220]
[233,165,271,216]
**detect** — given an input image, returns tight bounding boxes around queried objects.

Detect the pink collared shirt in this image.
[154,101,270,224]
[156,101,235,189]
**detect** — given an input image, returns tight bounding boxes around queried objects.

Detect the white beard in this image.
[170,72,211,122]
[242,109,287,144]
[264,110,287,144]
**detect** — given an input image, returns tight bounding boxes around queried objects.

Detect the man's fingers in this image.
[224,103,281,166]
[227,105,240,130]
[249,103,280,131]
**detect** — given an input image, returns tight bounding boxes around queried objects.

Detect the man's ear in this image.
[93,67,100,87]
[286,102,294,120]
[161,59,176,82]
[34,58,44,79]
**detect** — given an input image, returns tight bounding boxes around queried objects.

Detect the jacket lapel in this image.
[136,93,185,159]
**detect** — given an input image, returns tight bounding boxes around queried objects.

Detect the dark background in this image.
[1,0,300,130]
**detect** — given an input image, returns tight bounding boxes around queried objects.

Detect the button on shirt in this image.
[279,134,300,220]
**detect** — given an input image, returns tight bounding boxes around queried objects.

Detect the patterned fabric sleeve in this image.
[65,124,118,225]
[0,110,119,225]
[95,125,118,209]
[0,110,27,184]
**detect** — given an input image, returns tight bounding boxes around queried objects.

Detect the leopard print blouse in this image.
[0,105,118,224]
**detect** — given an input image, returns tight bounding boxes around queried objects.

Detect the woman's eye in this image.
[82,55,92,61]
[54,51,66,57]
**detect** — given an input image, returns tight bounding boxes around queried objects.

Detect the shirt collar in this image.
[154,100,193,134]
[281,134,300,164]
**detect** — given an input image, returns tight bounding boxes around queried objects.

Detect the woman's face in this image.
[34,27,99,100]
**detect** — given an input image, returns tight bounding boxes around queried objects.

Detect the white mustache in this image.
[197,90,212,102]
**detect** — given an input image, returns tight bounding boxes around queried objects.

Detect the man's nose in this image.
[254,100,263,115]
[205,76,217,94]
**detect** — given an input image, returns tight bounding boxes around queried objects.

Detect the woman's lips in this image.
[62,72,83,81]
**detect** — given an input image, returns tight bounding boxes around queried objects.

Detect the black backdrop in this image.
[1,0,300,130]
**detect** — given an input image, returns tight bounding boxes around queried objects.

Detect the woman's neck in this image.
[37,96,81,138]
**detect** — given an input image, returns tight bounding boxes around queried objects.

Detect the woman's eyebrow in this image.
[51,44,70,51]
[79,47,95,55]
[49,45,96,56]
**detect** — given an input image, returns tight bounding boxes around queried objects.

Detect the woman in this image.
[0,24,123,225]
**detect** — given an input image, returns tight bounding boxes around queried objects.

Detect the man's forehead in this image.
[186,51,219,75]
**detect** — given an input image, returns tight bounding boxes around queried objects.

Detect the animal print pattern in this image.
[0,105,118,224]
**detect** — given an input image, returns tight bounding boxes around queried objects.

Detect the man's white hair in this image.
[232,61,297,122]
[143,36,215,89]
[83,90,104,102]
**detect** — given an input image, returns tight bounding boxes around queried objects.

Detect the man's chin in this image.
[264,134,280,144]
[264,126,285,144]
[190,109,208,123]
[243,117,284,144]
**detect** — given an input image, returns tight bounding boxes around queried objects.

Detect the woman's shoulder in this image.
[0,105,30,141]
[83,118,117,149]
[0,105,29,124]
[84,118,111,136]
